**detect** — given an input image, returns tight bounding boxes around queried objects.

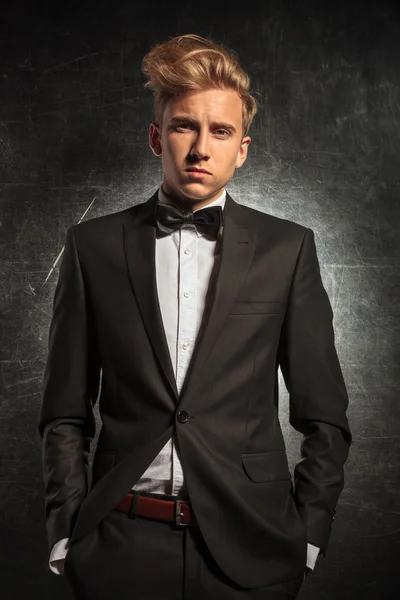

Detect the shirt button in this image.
[182,342,190,350]
[177,411,189,423]
[183,291,190,298]
[184,248,192,255]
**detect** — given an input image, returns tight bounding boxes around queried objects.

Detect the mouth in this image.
[185,167,211,175]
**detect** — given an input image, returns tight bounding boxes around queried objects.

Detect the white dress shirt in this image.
[49,185,320,574]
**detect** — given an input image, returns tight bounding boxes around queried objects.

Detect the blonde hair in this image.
[141,34,258,138]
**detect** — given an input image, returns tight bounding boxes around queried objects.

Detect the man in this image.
[38,34,352,599]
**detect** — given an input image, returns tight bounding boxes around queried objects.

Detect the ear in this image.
[235,136,251,168]
[149,122,162,156]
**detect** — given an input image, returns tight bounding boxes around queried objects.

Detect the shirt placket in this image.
[171,225,198,495]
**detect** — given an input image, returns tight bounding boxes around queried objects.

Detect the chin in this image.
[178,183,216,200]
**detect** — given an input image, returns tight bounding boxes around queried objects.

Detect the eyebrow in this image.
[169,115,237,134]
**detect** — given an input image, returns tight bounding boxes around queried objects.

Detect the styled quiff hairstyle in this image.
[141,34,258,138]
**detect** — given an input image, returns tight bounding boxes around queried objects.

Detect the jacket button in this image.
[177,411,189,423]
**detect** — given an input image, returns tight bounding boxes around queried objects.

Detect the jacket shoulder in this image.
[237,202,309,240]
[66,201,147,252]
[72,204,140,233]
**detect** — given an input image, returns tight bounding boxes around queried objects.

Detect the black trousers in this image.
[64,492,305,600]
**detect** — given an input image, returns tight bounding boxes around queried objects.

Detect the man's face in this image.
[149,88,251,210]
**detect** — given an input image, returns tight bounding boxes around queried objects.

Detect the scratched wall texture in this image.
[0,0,399,598]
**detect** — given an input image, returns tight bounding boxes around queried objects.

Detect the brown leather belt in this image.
[114,493,198,527]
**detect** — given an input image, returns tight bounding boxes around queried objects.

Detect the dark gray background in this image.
[0,0,399,598]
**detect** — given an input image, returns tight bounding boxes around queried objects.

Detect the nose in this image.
[190,129,210,160]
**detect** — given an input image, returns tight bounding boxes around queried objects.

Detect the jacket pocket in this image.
[241,451,291,482]
[230,301,283,315]
[91,450,116,485]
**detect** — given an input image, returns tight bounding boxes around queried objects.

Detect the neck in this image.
[161,184,224,212]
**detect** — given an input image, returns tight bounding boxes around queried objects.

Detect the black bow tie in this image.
[155,202,223,240]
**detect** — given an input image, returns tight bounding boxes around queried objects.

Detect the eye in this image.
[175,123,192,130]
[215,129,229,136]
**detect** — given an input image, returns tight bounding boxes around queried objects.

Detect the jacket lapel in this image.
[123,190,178,402]
[123,189,257,405]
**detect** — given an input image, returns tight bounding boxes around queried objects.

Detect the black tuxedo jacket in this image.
[38,190,351,589]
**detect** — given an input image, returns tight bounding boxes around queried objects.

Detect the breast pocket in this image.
[230,301,284,315]
[241,451,291,482]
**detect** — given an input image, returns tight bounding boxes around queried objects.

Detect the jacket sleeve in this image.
[37,225,101,552]
[278,227,352,556]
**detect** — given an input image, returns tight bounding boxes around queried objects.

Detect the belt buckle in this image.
[175,500,193,527]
